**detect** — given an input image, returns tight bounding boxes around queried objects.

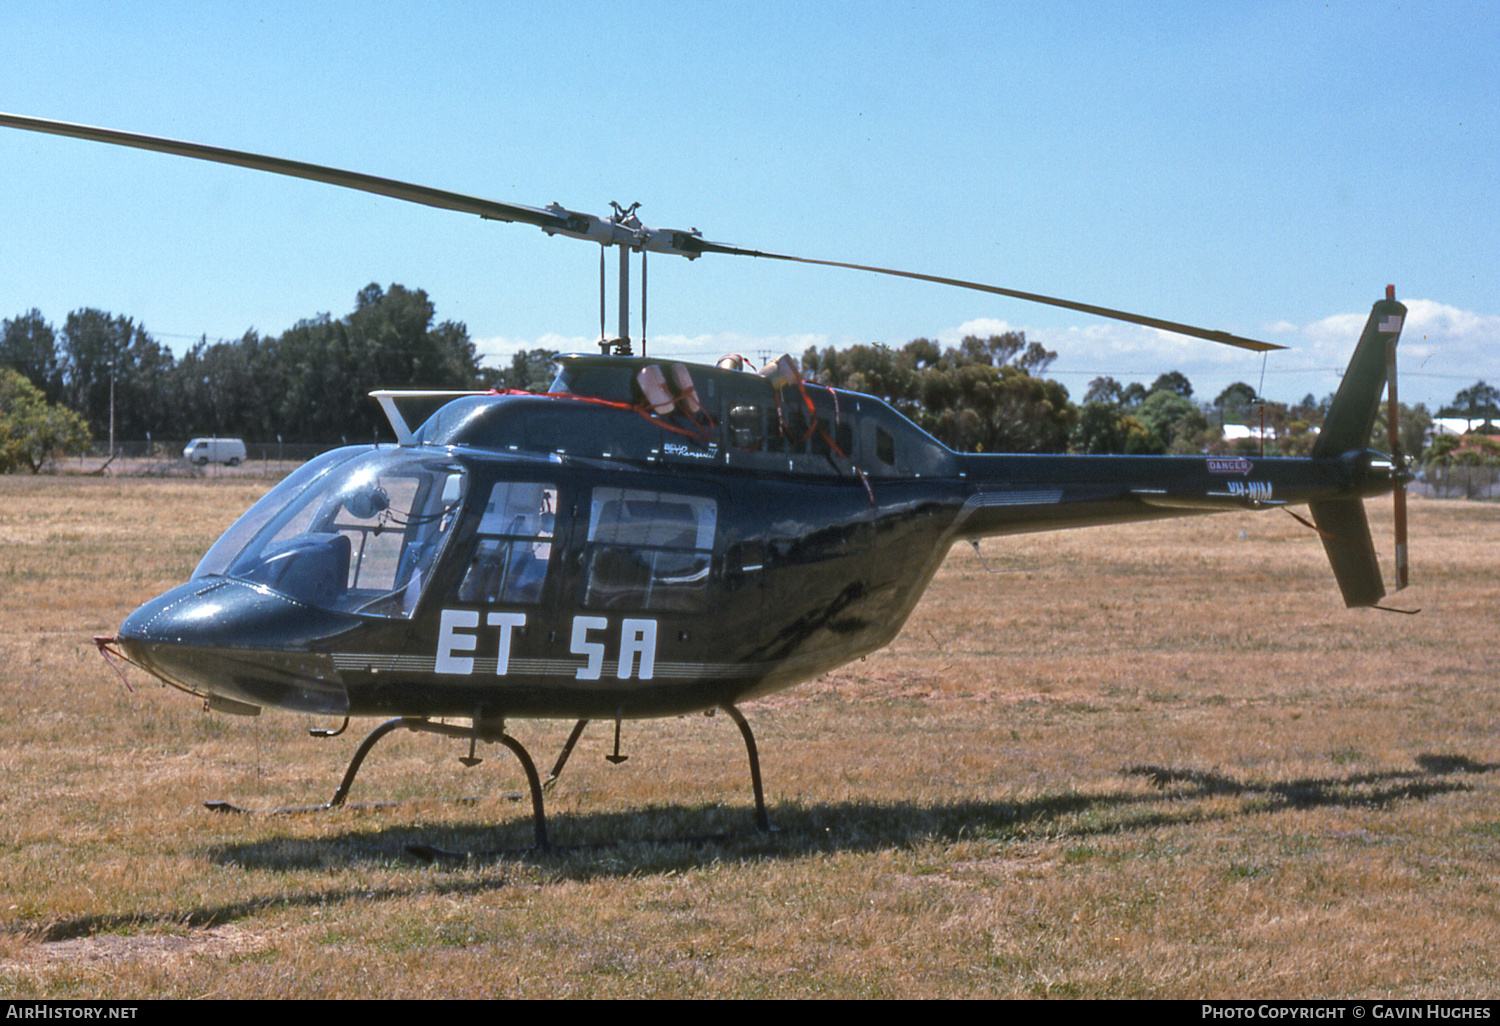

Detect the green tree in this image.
[58,309,172,441]
[326,283,482,440]
[1071,371,1211,454]
[1071,402,1158,454]
[1120,381,1150,407]
[1149,371,1193,399]
[803,332,1075,453]
[0,368,91,473]
[1,309,64,403]
[1214,382,1260,424]
[1136,389,1205,453]
[1439,381,1500,431]
[165,283,484,443]
[1425,433,1462,465]
[1083,376,1125,406]
[483,348,558,392]
[1374,401,1433,460]
[170,330,282,442]
[1426,431,1500,467]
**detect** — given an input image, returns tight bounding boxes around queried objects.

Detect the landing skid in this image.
[538,707,771,832]
[205,705,774,851]
[319,716,550,849]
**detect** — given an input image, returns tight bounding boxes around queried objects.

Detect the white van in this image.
[183,437,248,466]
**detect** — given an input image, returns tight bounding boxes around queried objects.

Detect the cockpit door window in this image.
[201,448,465,618]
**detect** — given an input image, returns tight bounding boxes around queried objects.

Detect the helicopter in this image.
[1,112,1412,851]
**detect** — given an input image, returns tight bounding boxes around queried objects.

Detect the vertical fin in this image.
[1312,294,1407,458]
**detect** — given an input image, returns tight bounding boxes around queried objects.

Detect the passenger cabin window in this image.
[765,388,853,459]
[582,487,717,613]
[729,404,762,448]
[455,482,558,604]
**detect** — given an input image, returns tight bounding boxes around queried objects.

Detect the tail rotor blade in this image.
[1393,475,1409,591]
[1385,285,1410,591]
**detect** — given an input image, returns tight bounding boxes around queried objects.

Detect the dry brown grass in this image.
[1,474,1497,998]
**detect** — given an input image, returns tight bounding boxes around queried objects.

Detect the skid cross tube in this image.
[544,718,591,790]
[326,716,549,851]
[537,708,771,832]
[326,717,411,807]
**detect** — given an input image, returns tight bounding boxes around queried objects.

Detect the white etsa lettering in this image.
[436,609,527,675]
[571,616,657,681]
[436,609,657,681]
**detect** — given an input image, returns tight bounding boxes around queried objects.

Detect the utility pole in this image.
[107,359,116,457]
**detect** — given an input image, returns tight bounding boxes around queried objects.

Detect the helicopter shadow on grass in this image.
[21,753,1488,944]
[204,750,1493,876]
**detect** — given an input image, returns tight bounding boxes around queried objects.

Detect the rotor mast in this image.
[593,202,657,357]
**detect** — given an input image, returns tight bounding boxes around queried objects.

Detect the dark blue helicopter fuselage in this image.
[116,333,1398,724]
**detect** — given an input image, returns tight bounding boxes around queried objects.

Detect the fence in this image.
[1416,466,1500,500]
[89,439,335,461]
[69,439,336,478]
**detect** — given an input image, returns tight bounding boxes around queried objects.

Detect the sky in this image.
[2,1,1496,412]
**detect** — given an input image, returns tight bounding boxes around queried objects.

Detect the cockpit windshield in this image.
[192,447,465,618]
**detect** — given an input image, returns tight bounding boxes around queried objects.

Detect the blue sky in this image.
[3,1,1495,411]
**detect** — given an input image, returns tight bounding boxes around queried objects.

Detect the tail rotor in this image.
[1383,284,1411,592]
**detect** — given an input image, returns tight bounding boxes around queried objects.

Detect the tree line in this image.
[795,334,1454,462]
[1,284,489,451]
[2,283,1492,471]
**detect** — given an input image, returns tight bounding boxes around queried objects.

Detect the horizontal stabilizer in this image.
[1132,490,1284,511]
[1309,498,1385,607]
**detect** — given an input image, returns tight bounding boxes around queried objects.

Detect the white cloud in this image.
[1398,299,1500,375]
[936,318,1022,345]
[473,332,594,367]
[1298,300,1500,407]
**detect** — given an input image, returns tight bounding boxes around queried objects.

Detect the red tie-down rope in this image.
[487,387,719,447]
[490,377,871,502]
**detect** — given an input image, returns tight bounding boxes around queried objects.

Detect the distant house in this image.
[1430,417,1497,439]
[1222,424,1275,442]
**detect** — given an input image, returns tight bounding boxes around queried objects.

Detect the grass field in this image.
[1,473,1497,998]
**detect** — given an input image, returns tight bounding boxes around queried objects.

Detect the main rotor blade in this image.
[3,111,1283,353]
[685,239,1283,352]
[0,111,573,232]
